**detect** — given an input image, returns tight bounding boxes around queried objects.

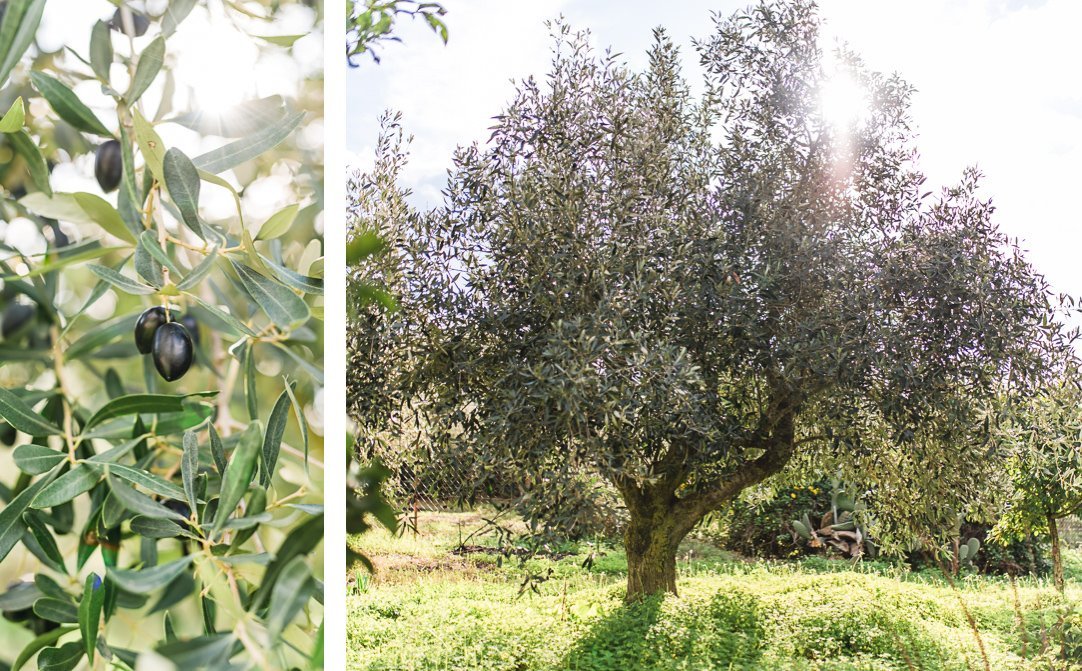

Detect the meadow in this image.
[347,511,1081,671]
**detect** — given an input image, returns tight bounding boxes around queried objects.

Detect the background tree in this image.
[347,0,447,65]
[994,378,1082,593]
[366,0,1074,601]
[0,2,325,667]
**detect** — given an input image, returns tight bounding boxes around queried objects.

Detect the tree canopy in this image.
[350,0,1074,599]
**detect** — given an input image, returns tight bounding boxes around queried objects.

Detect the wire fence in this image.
[1061,516,1082,549]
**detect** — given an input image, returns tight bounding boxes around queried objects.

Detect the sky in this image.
[348,0,1082,299]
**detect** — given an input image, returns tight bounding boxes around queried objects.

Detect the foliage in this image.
[724,482,833,559]
[357,0,1074,599]
[994,379,1082,591]
[0,2,324,668]
[346,0,447,65]
[348,511,1082,670]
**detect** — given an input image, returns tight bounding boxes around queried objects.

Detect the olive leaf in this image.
[85,392,217,429]
[105,472,185,521]
[260,388,291,486]
[163,147,204,237]
[36,642,84,671]
[10,129,52,196]
[192,109,305,173]
[0,388,62,436]
[231,260,310,329]
[88,264,156,295]
[12,444,66,475]
[255,203,298,240]
[212,421,262,534]
[0,470,57,563]
[265,556,313,638]
[132,109,166,185]
[89,20,112,82]
[78,574,104,662]
[29,72,112,136]
[31,466,99,509]
[0,96,24,131]
[0,0,45,88]
[182,430,200,515]
[127,35,164,103]
[107,555,194,594]
[23,511,66,573]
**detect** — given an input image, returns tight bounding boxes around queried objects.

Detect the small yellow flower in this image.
[790,493,797,498]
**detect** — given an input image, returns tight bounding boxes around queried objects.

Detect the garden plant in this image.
[0,1,325,669]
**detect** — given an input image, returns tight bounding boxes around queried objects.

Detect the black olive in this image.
[1,303,34,339]
[152,322,193,382]
[180,314,200,346]
[0,422,15,445]
[134,306,170,354]
[94,140,123,193]
[109,8,149,37]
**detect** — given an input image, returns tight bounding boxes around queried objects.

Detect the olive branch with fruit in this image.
[0,2,324,669]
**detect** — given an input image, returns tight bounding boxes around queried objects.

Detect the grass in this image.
[347,510,1082,671]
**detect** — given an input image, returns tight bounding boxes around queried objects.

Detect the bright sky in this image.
[348,0,1082,299]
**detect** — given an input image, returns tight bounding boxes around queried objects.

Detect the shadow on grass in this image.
[559,590,763,671]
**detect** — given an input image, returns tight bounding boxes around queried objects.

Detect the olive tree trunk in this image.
[1047,513,1064,593]
[624,507,687,600]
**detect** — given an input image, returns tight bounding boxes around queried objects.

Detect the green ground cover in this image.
[347,511,1081,671]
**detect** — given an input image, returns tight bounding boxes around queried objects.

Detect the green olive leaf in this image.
[12,444,66,475]
[30,466,99,509]
[0,0,45,89]
[78,574,103,662]
[127,35,163,103]
[153,634,234,669]
[0,468,57,563]
[182,431,199,516]
[163,147,204,238]
[282,379,310,475]
[87,263,155,295]
[133,237,163,289]
[85,392,217,429]
[29,71,112,136]
[0,388,62,436]
[192,109,304,174]
[91,463,187,502]
[231,261,310,330]
[107,555,194,594]
[9,129,51,196]
[260,388,291,486]
[265,555,312,638]
[255,203,298,241]
[36,642,84,671]
[33,598,78,624]
[72,192,137,244]
[0,96,24,131]
[162,0,197,37]
[176,247,218,291]
[104,472,185,520]
[132,109,166,186]
[23,511,66,573]
[208,423,226,476]
[212,421,262,534]
[89,20,112,82]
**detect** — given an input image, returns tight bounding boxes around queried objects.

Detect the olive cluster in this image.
[134,307,198,382]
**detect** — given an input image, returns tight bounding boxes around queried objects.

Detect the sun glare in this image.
[819,71,868,129]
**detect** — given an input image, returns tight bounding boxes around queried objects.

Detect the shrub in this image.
[0,2,324,668]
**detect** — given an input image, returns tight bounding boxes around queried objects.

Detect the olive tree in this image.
[0,2,324,667]
[994,379,1082,592]
[362,1,1070,600]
